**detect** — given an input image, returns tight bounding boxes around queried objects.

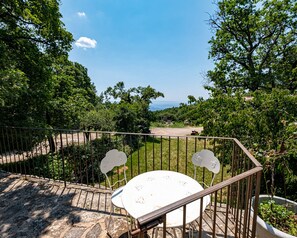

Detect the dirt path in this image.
[150,127,203,136]
[0,128,203,164]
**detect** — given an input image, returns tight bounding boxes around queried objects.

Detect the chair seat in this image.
[111,186,125,208]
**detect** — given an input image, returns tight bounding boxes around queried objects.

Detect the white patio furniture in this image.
[121,170,210,237]
[188,149,221,236]
[192,149,220,187]
[100,149,129,236]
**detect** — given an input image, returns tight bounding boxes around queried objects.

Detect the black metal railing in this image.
[0,126,262,238]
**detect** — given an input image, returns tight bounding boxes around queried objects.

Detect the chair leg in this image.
[107,203,133,238]
[189,221,199,238]
[107,199,114,234]
[152,227,159,238]
[188,224,193,238]
[172,228,178,238]
[126,211,133,238]
[154,227,179,238]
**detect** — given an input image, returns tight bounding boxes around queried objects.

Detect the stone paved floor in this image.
[0,171,240,238]
[0,171,130,238]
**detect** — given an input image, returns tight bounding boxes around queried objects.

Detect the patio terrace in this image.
[0,127,262,238]
[0,171,243,238]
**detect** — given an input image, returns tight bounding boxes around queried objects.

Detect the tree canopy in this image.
[207,0,297,93]
[102,82,164,133]
[201,0,297,200]
[0,0,97,129]
[0,0,72,55]
[47,57,97,129]
[196,90,297,199]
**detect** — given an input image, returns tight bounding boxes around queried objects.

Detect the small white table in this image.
[121,170,210,227]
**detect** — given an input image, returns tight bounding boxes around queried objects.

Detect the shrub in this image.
[259,200,297,236]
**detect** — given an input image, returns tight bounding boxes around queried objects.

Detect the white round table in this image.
[121,170,210,227]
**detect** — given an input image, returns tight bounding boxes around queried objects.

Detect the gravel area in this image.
[150,127,203,136]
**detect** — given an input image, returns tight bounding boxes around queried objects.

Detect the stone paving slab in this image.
[0,171,128,238]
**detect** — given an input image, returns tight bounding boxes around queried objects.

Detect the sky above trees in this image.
[59,0,217,103]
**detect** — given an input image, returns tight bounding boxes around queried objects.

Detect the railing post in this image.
[162,215,166,238]
[182,205,186,238]
[59,132,66,187]
[224,185,230,238]
[251,170,262,238]
[212,191,218,238]
[243,175,252,238]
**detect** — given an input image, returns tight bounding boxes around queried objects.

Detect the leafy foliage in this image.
[0,0,74,127]
[80,106,115,132]
[193,0,297,203]
[0,135,131,185]
[61,136,129,184]
[195,90,297,200]
[259,200,297,236]
[0,0,98,131]
[0,0,73,55]
[0,69,28,107]
[207,0,297,93]
[102,82,164,133]
[47,58,97,129]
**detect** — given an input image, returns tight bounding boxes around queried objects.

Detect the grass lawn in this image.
[124,136,231,194]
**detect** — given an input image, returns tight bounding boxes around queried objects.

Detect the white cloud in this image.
[77,12,86,17]
[75,37,97,49]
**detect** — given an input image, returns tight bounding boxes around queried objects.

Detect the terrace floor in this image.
[0,171,238,238]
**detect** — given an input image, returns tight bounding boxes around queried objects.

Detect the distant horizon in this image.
[149,100,183,111]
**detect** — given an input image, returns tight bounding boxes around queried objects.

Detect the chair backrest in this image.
[192,149,220,187]
[100,149,128,189]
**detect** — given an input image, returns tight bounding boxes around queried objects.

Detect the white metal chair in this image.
[100,149,129,236]
[187,149,220,237]
[192,149,220,187]
[153,150,220,238]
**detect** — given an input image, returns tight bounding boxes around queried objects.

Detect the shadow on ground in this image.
[0,172,81,237]
[0,171,128,238]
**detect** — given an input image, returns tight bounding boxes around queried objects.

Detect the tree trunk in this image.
[47,135,56,153]
[45,111,55,152]
[84,132,90,142]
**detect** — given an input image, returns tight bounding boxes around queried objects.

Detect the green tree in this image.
[80,106,115,132]
[103,82,164,133]
[196,90,297,200]
[196,92,254,144]
[0,0,72,55]
[0,0,73,127]
[47,58,97,129]
[0,70,28,107]
[195,0,297,201]
[207,0,297,93]
[44,58,97,152]
[187,95,197,105]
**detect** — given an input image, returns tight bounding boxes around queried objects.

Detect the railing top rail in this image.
[1,126,237,139]
[233,138,262,167]
[137,166,262,227]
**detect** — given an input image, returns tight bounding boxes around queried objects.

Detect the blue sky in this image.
[60,0,216,104]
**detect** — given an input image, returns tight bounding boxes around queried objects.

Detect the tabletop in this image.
[121,170,210,227]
